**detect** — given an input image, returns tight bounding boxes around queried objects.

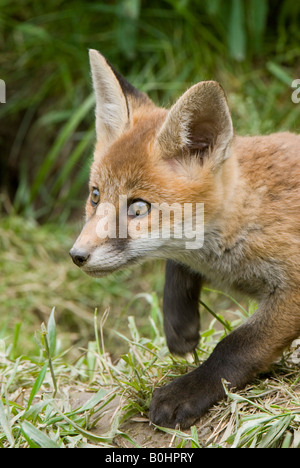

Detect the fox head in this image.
[70,49,234,277]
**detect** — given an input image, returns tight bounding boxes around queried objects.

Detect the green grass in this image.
[1,216,300,448]
[1,0,299,222]
[1,283,299,448]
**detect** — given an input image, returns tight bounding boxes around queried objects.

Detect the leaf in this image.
[0,399,14,446]
[190,425,201,448]
[50,129,94,197]
[228,0,246,61]
[258,415,294,448]
[247,0,268,54]
[47,307,57,358]
[71,389,109,414]
[26,361,48,411]
[52,408,115,444]
[267,62,294,86]
[116,0,141,59]
[20,421,60,448]
[22,400,50,423]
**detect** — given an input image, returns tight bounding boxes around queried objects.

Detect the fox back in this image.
[70,50,300,429]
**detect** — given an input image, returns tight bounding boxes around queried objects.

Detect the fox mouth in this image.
[81,255,141,278]
[82,267,116,278]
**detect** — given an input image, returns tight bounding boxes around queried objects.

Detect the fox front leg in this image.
[163,260,202,355]
[150,292,300,428]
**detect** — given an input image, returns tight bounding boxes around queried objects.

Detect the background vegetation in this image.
[0,0,299,448]
[1,0,299,221]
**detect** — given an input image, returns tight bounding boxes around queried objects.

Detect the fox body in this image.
[70,50,300,428]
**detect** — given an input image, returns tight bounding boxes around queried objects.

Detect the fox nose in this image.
[69,248,90,267]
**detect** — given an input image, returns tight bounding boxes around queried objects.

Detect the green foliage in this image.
[1,0,299,221]
[1,295,299,448]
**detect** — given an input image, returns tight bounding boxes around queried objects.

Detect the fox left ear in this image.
[89,49,152,148]
[156,81,234,168]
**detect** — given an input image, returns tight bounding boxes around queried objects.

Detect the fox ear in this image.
[89,49,129,146]
[89,49,152,147]
[156,81,233,167]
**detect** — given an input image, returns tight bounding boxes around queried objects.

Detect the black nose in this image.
[69,248,90,267]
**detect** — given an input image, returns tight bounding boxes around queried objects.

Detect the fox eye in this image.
[128,199,151,217]
[90,187,100,207]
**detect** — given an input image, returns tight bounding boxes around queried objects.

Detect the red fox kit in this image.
[70,49,300,428]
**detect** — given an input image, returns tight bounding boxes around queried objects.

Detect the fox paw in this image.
[149,369,217,429]
[165,323,200,356]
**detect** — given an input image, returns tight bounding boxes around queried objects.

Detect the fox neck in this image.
[199,141,243,241]
[170,141,246,267]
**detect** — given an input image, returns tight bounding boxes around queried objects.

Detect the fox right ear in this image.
[156,81,234,169]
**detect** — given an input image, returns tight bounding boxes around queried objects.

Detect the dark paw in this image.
[149,367,221,429]
[165,320,200,355]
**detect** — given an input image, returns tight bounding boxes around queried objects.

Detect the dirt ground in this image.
[70,391,225,448]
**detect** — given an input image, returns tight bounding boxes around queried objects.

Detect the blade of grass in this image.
[267,61,294,86]
[247,0,268,54]
[204,287,249,317]
[0,399,14,446]
[20,420,60,448]
[41,322,57,396]
[228,0,246,61]
[25,361,48,412]
[258,414,294,448]
[47,307,57,358]
[200,300,232,332]
[50,128,94,197]
[52,406,116,445]
[68,388,108,415]
[11,322,21,360]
